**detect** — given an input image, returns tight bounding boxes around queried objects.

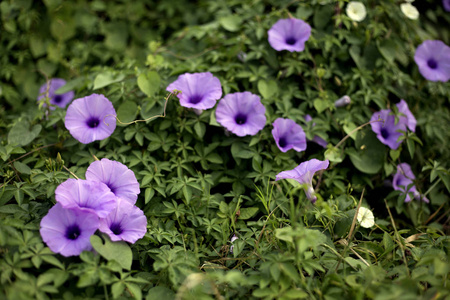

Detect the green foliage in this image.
[1,0,449,299]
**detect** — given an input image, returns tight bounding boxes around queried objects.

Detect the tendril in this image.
[103,90,180,126]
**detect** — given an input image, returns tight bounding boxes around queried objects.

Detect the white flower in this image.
[346,1,367,22]
[400,3,419,20]
[357,207,375,228]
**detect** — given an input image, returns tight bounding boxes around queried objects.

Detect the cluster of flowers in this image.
[38,80,117,144]
[344,2,450,82]
[40,158,146,256]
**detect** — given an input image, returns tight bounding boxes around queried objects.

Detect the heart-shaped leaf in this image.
[90,234,132,270]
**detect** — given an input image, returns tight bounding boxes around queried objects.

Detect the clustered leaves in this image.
[1,0,449,299]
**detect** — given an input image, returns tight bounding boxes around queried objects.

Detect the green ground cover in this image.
[0,0,449,299]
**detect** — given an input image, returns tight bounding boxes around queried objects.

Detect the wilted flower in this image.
[37,78,74,109]
[304,115,328,148]
[99,198,147,243]
[334,95,351,108]
[357,207,375,228]
[65,94,117,144]
[276,159,329,203]
[400,3,419,20]
[215,92,266,137]
[396,99,416,132]
[86,158,140,204]
[272,118,307,153]
[346,1,367,22]
[393,163,429,203]
[268,18,311,52]
[40,203,99,257]
[230,234,238,253]
[55,179,117,218]
[443,0,450,12]
[370,109,407,150]
[414,40,450,82]
[166,72,222,110]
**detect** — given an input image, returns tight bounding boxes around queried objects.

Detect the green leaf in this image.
[347,130,385,174]
[112,282,125,299]
[324,147,344,163]
[93,72,125,90]
[146,286,175,300]
[231,143,253,159]
[13,162,31,175]
[407,138,415,158]
[117,101,138,124]
[257,79,278,99]
[194,122,206,139]
[125,283,142,300]
[313,98,328,113]
[8,121,42,147]
[238,207,258,220]
[55,77,84,94]
[219,15,242,32]
[137,71,161,97]
[377,39,396,64]
[90,234,133,270]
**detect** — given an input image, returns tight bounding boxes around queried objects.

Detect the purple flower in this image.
[215,92,266,137]
[414,40,450,82]
[86,158,140,204]
[99,198,147,243]
[65,94,117,144]
[393,163,429,203]
[396,99,416,132]
[276,159,329,203]
[40,203,99,257]
[166,72,222,110]
[370,109,407,150]
[304,115,328,148]
[37,78,74,109]
[55,179,117,218]
[268,18,311,52]
[272,118,306,152]
[444,0,450,12]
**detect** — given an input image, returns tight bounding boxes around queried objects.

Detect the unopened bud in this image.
[334,95,351,107]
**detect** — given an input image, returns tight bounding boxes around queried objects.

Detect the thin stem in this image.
[384,199,410,277]
[8,143,58,164]
[424,202,445,225]
[423,177,441,197]
[63,165,79,179]
[335,188,365,272]
[103,90,179,126]
[335,119,383,149]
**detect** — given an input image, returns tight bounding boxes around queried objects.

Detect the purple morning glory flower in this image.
[276,159,329,203]
[86,158,140,204]
[215,92,266,137]
[396,99,416,132]
[443,0,450,12]
[268,18,311,52]
[65,94,117,144]
[304,115,328,148]
[393,163,429,203]
[414,40,450,82]
[99,198,147,243]
[370,109,407,150]
[40,203,99,257]
[166,72,222,110]
[55,179,117,218]
[37,78,74,109]
[272,118,306,152]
